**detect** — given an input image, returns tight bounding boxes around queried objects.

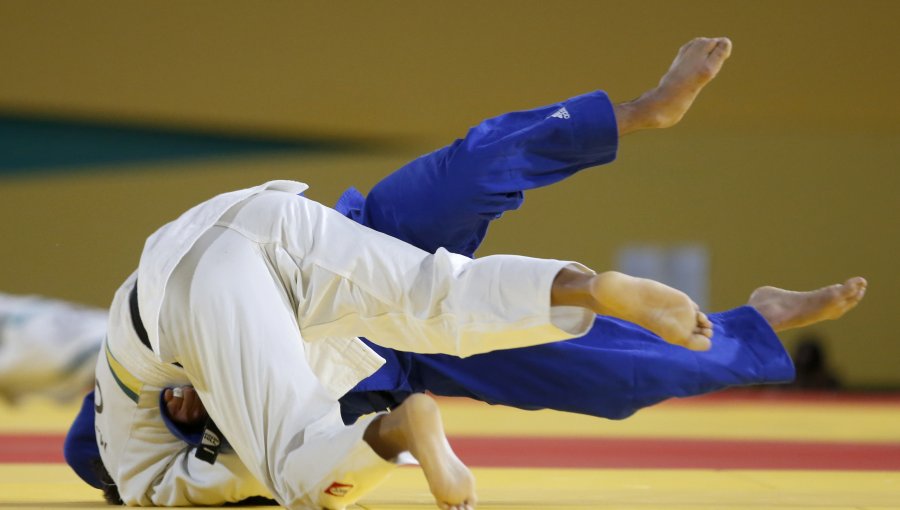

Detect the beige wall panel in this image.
[1,1,899,140]
[1,0,898,386]
[2,128,897,385]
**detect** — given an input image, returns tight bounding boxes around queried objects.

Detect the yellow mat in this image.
[1,465,898,510]
[6,393,900,442]
[437,395,900,443]
[2,394,899,509]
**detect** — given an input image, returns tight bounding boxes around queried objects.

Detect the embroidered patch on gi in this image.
[324,481,354,497]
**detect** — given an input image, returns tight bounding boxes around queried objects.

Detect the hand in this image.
[163,386,208,425]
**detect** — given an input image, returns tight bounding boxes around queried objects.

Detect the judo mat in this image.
[2,390,899,509]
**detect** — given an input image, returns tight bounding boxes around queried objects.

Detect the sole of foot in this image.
[593,271,713,351]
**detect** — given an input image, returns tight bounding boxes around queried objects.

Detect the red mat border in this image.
[434,390,900,407]
[5,434,899,471]
[451,436,900,471]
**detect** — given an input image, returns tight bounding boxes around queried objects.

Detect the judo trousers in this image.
[343,308,793,422]
[338,90,795,423]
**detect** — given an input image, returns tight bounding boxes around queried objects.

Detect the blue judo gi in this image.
[335,90,794,423]
[66,90,794,488]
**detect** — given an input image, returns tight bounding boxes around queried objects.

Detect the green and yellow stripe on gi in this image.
[105,343,143,403]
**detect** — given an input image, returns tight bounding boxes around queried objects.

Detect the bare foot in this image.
[592,271,713,351]
[616,37,732,134]
[747,277,867,332]
[369,394,476,510]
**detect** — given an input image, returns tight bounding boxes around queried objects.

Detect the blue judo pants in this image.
[336,90,795,424]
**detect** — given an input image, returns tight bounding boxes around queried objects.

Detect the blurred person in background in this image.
[784,333,843,390]
[0,293,105,403]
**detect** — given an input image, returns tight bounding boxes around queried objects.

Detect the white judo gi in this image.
[96,180,593,508]
[0,293,105,402]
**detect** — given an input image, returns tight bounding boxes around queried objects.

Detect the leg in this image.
[352,88,619,257]
[231,191,602,357]
[407,307,791,419]
[364,394,475,510]
[344,38,732,257]
[344,277,865,423]
[339,36,734,405]
[410,278,865,418]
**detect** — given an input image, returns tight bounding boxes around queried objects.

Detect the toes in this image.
[696,326,713,338]
[697,311,713,329]
[851,278,867,302]
[437,495,476,510]
[846,276,867,293]
[710,37,733,59]
[694,37,720,54]
[685,333,712,352]
[695,311,713,338]
[677,39,694,57]
[835,277,867,300]
[441,503,473,510]
[679,37,731,63]
[679,37,714,58]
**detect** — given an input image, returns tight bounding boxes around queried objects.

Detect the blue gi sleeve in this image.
[158,388,205,447]
[157,388,232,459]
[335,90,619,257]
[64,391,104,489]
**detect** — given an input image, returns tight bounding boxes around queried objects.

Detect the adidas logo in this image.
[549,107,570,120]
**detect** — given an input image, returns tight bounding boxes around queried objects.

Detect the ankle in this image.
[551,268,601,310]
[615,91,673,135]
[364,415,405,461]
[590,271,627,315]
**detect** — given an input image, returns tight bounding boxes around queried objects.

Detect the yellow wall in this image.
[1,1,898,386]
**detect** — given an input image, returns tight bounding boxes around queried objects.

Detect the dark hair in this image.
[92,458,123,505]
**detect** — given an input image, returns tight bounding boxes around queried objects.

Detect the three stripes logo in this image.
[549,107,570,120]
